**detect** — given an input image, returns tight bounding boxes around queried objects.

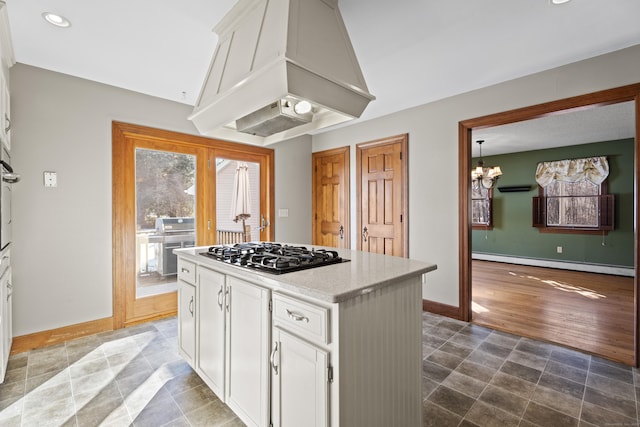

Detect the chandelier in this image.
[471,140,502,189]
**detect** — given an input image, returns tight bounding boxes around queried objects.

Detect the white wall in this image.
[273,135,312,245]
[9,64,310,336]
[312,44,640,306]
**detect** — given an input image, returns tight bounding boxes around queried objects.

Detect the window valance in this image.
[535,156,609,188]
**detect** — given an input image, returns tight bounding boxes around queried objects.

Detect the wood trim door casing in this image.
[356,134,409,257]
[458,83,640,367]
[312,146,350,248]
[112,121,275,329]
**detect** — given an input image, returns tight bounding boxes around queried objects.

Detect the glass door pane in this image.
[215,159,261,244]
[135,148,196,298]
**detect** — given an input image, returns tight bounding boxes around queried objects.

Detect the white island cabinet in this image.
[175,246,437,427]
[178,259,271,427]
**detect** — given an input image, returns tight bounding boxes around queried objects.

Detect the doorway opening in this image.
[113,122,274,329]
[458,84,640,366]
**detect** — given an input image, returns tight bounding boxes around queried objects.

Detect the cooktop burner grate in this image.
[200,242,347,274]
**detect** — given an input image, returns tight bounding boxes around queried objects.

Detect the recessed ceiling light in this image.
[551,0,571,4]
[42,12,71,28]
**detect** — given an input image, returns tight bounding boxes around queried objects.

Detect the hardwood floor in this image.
[471,260,635,365]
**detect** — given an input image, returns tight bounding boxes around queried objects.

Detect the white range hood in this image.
[189,0,375,146]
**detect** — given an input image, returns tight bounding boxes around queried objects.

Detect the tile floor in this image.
[0,312,637,426]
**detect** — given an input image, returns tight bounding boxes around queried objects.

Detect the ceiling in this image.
[4,0,640,150]
[472,101,636,157]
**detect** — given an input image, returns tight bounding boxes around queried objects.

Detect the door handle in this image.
[225,288,230,312]
[259,214,270,231]
[338,225,344,240]
[217,286,224,311]
[188,296,194,317]
[270,342,279,375]
[362,226,368,242]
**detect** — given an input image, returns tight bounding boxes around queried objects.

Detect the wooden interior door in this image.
[312,147,350,248]
[356,135,408,257]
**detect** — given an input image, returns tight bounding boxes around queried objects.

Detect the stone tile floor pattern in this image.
[0,312,637,426]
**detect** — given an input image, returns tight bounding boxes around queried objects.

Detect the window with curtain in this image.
[472,184,493,229]
[532,156,614,234]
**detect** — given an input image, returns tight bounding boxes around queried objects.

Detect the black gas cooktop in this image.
[200,242,348,274]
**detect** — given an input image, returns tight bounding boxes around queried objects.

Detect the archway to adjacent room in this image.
[458,84,640,366]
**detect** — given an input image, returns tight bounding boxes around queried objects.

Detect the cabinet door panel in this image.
[272,328,328,427]
[226,277,270,427]
[0,266,9,383]
[178,281,196,365]
[197,267,226,398]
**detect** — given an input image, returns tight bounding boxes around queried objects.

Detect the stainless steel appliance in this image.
[201,242,348,275]
[154,217,195,276]
[0,147,19,251]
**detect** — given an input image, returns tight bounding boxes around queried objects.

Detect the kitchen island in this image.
[175,244,437,427]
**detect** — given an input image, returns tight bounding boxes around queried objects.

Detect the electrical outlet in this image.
[556,246,563,254]
[43,171,57,188]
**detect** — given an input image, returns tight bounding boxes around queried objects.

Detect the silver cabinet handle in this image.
[225,288,230,312]
[362,226,368,242]
[217,286,224,311]
[270,342,279,375]
[286,309,309,323]
[188,296,194,317]
[4,114,10,133]
[181,267,190,274]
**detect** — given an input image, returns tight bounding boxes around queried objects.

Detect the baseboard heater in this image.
[472,253,634,277]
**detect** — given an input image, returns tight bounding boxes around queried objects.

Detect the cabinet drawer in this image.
[178,258,196,284]
[273,294,329,344]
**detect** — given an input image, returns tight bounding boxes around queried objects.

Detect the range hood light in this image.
[294,100,312,115]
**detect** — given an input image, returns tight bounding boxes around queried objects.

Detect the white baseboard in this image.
[471,253,635,277]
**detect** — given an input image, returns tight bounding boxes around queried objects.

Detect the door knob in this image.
[259,214,270,231]
[339,225,344,240]
[362,226,368,242]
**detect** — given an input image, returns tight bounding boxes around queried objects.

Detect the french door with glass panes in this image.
[112,122,274,328]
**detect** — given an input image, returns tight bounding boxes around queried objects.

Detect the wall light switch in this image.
[556,246,563,254]
[278,208,289,218]
[44,171,57,188]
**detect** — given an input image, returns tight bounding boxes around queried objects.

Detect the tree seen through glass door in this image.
[135,148,196,298]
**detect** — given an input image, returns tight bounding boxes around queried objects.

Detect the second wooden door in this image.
[356,135,408,257]
[312,147,350,248]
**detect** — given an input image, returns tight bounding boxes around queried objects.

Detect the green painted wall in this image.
[471,138,634,267]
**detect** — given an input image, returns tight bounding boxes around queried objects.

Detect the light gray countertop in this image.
[175,245,437,303]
